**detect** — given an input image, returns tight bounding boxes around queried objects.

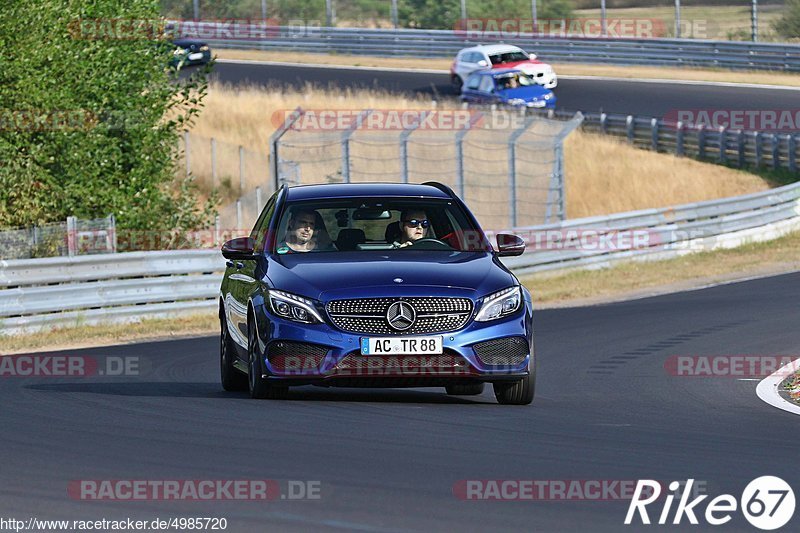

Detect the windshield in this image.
[494,72,537,90]
[272,198,491,254]
[489,51,529,64]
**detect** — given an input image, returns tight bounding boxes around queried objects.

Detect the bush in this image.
[0,0,215,236]
[774,0,800,38]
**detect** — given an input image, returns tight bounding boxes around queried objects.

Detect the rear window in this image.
[272,198,491,254]
[489,51,528,64]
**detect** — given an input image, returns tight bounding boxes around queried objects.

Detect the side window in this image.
[461,52,474,64]
[465,74,480,90]
[478,76,494,93]
[251,193,277,252]
[475,53,488,65]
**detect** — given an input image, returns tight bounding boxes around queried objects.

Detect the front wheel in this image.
[220,313,247,391]
[493,373,534,405]
[247,317,289,400]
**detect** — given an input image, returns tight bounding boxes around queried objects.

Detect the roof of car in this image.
[285,182,453,201]
[461,44,524,54]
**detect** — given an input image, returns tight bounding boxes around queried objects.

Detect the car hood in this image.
[498,86,553,101]
[265,251,515,301]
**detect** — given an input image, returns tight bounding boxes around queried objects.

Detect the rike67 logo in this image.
[625,477,795,530]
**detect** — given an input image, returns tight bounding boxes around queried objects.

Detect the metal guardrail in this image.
[3,181,799,333]
[548,110,799,173]
[200,25,800,71]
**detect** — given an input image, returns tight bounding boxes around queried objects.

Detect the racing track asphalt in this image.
[209,61,800,118]
[2,271,800,532]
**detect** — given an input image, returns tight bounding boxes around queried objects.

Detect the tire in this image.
[220,313,247,391]
[247,315,289,400]
[451,74,463,91]
[445,383,485,396]
[493,349,536,405]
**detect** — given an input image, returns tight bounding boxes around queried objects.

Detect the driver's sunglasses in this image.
[403,219,430,228]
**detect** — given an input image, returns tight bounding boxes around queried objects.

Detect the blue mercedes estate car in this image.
[461,69,556,109]
[219,182,535,405]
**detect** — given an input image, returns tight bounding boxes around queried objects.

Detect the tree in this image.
[774,0,800,39]
[0,0,214,237]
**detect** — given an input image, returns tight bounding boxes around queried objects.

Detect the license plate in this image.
[361,336,443,355]
[188,52,203,61]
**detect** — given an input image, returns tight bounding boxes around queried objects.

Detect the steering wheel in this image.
[409,238,453,250]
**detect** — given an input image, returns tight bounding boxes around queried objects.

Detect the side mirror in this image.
[221,237,257,260]
[528,53,537,60]
[477,59,489,67]
[496,234,526,257]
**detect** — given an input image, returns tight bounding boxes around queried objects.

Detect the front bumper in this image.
[255,308,532,386]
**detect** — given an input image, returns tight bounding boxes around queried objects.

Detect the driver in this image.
[393,209,429,248]
[278,209,331,253]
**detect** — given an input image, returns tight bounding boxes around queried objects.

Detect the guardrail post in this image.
[698,125,706,159]
[600,112,607,134]
[626,115,634,144]
[676,121,684,157]
[66,216,77,257]
[789,134,797,173]
[210,137,217,189]
[754,131,762,167]
[239,146,245,193]
[771,134,780,170]
[737,130,745,168]
[650,118,659,151]
[718,126,727,163]
[454,112,481,200]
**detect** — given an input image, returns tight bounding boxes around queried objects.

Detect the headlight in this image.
[199,45,209,51]
[475,287,522,322]
[507,98,526,106]
[544,94,552,100]
[267,290,324,324]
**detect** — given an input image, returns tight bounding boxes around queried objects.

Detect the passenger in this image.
[277,209,335,253]
[393,209,429,248]
[506,77,519,89]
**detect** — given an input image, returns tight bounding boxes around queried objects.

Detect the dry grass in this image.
[215,49,800,88]
[0,313,217,355]
[190,84,772,222]
[563,130,772,218]
[520,229,800,306]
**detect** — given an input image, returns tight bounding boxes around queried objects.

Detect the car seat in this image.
[335,228,366,251]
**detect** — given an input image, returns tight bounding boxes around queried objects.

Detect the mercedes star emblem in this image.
[386,301,416,331]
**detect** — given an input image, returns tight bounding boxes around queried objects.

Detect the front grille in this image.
[267,341,328,373]
[333,352,472,376]
[473,337,529,366]
[327,297,473,335]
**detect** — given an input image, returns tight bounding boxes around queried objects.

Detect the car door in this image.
[456,52,479,82]
[226,193,277,352]
[460,73,482,103]
[475,75,499,104]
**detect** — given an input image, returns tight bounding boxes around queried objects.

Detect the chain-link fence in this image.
[270,108,583,230]
[0,215,116,260]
